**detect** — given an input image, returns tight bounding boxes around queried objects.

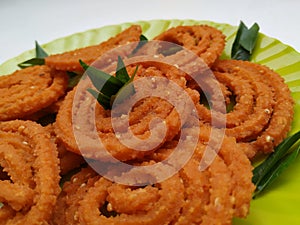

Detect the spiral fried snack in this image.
[51,166,184,225]
[55,62,199,161]
[150,125,254,223]
[0,120,60,225]
[195,60,294,158]
[154,25,225,67]
[0,65,68,121]
[78,173,184,225]
[45,25,142,71]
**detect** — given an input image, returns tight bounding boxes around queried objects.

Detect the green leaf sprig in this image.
[129,34,148,56]
[252,131,300,198]
[231,21,260,61]
[18,41,48,68]
[67,71,83,89]
[159,45,183,56]
[18,41,83,88]
[80,56,137,110]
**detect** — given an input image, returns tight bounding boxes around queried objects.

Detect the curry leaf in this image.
[130,34,148,56]
[87,88,111,110]
[116,56,130,83]
[253,145,300,198]
[111,65,138,106]
[239,22,260,53]
[139,34,148,42]
[159,45,183,56]
[18,58,45,69]
[35,41,48,58]
[79,60,123,97]
[231,21,260,61]
[67,71,83,88]
[80,58,137,110]
[18,41,48,68]
[252,130,300,197]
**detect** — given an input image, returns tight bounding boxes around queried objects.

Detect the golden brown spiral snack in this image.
[213,60,294,157]
[0,65,68,121]
[55,61,199,161]
[51,165,185,225]
[78,173,184,225]
[45,25,142,71]
[0,120,60,225]
[195,60,294,158]
[154,25,225,67]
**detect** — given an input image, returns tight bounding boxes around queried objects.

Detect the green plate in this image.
[1,19,299,225]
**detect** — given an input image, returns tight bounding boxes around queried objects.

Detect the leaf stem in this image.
[252,130,300,197]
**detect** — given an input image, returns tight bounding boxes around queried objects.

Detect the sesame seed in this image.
[230,196,236,204]
[18,125,25,132]
[214,197,221,207]
[241,204,249,215]
[73,212,79,221]
[265,135,274,142]
[120,114,127,119]
[107,203,113,211]
[233,66,240,71]
[189,207,195,213]
[186,136,193,141]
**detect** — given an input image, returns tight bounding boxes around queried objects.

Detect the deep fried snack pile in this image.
[0,24,294,225]
[50,128,254,225]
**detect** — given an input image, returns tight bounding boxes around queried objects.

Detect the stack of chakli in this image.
[0,23,294,225]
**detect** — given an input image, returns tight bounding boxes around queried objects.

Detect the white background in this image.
[0,0,299,64]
